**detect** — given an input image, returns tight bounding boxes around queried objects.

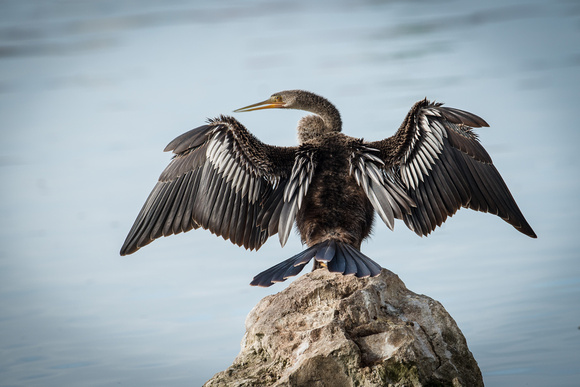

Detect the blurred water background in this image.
[1,0,579,386]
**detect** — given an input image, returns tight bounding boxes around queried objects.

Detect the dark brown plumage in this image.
[120,90,536,286]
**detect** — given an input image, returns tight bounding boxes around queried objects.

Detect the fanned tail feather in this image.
[250,240,382,287]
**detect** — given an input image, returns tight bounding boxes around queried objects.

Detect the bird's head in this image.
[234,90,342,137]
[233,90,304,112]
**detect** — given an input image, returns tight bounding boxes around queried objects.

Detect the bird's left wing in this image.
[120,115,300,255]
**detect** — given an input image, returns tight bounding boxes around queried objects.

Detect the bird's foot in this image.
[311,260,328,272]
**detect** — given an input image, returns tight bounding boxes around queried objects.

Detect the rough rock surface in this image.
[204,269,483,387]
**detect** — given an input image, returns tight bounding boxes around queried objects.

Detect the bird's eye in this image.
[272,95,283,103]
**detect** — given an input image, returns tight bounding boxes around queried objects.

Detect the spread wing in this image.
[363,98,536,238]
[349,144,415,230]
[120,115,312,255]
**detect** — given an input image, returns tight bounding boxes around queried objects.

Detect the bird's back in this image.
[295,133,375,249]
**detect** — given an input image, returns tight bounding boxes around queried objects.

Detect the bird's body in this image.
[121,90,536,286]
[295,133,374,249]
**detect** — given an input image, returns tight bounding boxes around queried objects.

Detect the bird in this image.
[120,90,536,287]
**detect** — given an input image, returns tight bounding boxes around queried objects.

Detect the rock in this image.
[204,269,483,387]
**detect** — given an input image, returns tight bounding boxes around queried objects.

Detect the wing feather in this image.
[120,115,298,255]
[277,149,316,246]
[367,98,536,238]
[349,145,415,230]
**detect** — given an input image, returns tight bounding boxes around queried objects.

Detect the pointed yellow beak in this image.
[234,98,285,112]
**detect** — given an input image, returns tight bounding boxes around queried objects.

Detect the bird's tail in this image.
[250,240,382,287]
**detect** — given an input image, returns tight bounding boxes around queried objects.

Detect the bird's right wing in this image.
[349,144,416,230]
[365,99,536,238]
[120,115,308,255]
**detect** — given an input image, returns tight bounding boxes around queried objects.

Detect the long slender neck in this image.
[302,93,342,133]
[296,94,342,144]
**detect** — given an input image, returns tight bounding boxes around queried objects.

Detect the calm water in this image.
[1,0,578,386]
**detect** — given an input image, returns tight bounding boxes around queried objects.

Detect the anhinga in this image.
[120,90,536,287]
